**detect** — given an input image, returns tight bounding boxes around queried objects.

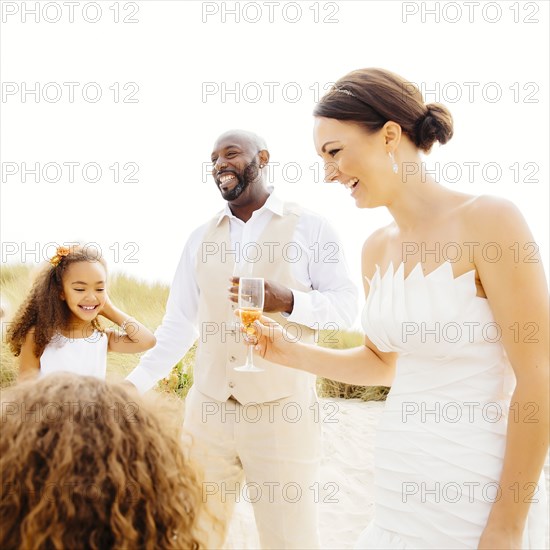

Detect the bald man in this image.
[127,130,358,549]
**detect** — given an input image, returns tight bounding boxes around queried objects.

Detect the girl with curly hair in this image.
[0,372,214,549]
[7,245,156,381]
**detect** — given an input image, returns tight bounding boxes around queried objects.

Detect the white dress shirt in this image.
[127,190,358,393]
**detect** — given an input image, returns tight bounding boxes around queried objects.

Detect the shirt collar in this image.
[216,186,283,225]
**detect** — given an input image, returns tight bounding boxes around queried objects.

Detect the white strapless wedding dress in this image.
[357,261,547,549]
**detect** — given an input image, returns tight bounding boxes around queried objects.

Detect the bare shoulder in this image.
[460,194,526,230]
[18,326,41,377]
[21,326,36,346]
[20,326,41,359]
[457,195,537,271]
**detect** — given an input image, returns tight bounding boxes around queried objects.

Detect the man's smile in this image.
[217,171,239,191]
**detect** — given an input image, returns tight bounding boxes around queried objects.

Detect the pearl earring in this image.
[388,152,398,174]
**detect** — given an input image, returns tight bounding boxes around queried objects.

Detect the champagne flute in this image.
[234,277,264,372]
[230,257,252,332]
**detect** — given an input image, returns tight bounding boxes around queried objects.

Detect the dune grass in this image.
[1,264,388,401]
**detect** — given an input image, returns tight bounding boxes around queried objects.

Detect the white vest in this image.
[194,203,316,404]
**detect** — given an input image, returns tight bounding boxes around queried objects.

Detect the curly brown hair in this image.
[7,246,107,358]
[0,373,210,549]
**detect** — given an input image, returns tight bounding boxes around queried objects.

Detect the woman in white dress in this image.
[8,245,156,380]
[247,68,549,549]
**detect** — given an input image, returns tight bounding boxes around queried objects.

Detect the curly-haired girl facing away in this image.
[0,373,212,549]
[7,245,156,381]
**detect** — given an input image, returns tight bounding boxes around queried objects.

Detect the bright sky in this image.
[2,1,549,328]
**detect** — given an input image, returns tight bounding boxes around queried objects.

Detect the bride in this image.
[245,68,548,549]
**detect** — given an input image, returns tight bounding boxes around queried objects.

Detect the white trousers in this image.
[184,386,322,549]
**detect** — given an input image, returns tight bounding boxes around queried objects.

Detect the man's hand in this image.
[229,277,294,314]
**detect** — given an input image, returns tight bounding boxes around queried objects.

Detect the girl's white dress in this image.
[40,330,108,379]
[357,261,547,549]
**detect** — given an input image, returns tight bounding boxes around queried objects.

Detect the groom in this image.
[127,129,358,549]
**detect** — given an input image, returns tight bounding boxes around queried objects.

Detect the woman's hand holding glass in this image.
[235,310,296,369]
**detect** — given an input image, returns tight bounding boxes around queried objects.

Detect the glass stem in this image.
[246,342,254,368]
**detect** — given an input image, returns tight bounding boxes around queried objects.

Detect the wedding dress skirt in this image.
[356,261,547,549]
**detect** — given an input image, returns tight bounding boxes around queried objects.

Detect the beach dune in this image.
[225,398,384,549]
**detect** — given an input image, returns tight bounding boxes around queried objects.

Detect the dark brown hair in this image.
[7,246,107,358]
[0,373,209,549]
[314,68,454,153]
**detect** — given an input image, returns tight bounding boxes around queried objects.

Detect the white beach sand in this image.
[225,398,384,549]
[224,397,550,550]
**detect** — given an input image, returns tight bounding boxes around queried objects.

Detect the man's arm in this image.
[125,238,200,393]
[285,215,359,329]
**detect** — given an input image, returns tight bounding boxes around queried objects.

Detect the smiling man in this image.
[126,129,358,549]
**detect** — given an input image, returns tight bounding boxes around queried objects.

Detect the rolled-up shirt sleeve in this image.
[285,217,359,330]
[126,237,200,394]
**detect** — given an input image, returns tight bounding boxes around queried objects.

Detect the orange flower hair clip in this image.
[50,246,71,267]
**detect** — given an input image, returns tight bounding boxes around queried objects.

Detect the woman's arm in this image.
[100,295,156,353]
[252,318,396,386]
[470,197,549,549]
[17,328,40,381]
[250,225,396,385]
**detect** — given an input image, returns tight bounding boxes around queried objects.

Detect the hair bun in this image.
[414,103,454,152]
